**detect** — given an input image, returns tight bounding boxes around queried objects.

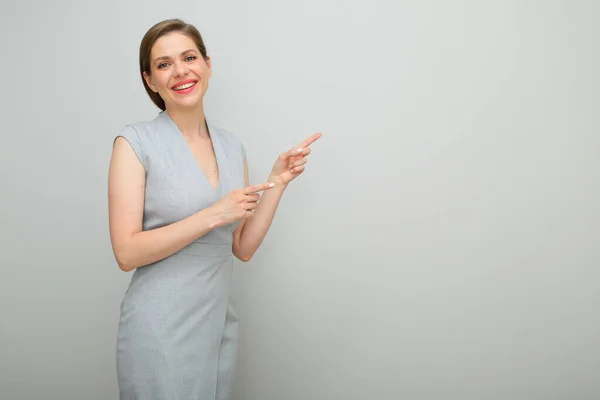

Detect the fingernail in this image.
[269,183,275,187]
[297,148,303,153]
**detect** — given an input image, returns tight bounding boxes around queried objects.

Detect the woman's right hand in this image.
[210,182,275,227]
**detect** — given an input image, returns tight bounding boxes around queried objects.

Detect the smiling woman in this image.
[107,18,321,400]
[140,31,211,110]
[138,20,212,111]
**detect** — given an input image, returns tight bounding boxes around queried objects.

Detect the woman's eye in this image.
[185,55,197,62]
[158,62,169,69]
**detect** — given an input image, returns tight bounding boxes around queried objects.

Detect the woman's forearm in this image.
[113,207,221,272]
[234,179,287,261]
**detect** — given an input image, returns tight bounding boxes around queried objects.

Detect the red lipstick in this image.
[171,79,198,94]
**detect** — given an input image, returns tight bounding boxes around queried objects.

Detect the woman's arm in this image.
[232,160,286,262]
[108,137,222,271]
[109,137,273,271]
[232,132,322,262]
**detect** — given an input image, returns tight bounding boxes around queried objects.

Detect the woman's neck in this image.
[165,104,209,139]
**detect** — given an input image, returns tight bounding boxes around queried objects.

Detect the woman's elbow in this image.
[115,256,134,272]
[234,249,253,262]
[113,248,137,272]
[117,260,135,272]
[236,254,252,263]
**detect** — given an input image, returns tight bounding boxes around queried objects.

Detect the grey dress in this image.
[115,110,246,400]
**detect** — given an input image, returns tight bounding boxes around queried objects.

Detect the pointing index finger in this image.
[298,132,322,149]
[283,133,323,159]
[245,182,275,194]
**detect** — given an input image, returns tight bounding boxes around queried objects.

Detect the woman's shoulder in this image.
[209,121,246,161]
[210,120,245,147]
[116,113,169,147]
[114,114,166,165]
[120,113,162,136]
[208,120,235,139]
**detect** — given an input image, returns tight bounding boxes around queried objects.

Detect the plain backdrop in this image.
[1,1,599,399]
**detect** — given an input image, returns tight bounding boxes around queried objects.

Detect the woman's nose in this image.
[174,62,188,77]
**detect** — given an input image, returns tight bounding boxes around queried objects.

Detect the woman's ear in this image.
[205,56,212,78]
[143,71,158,93]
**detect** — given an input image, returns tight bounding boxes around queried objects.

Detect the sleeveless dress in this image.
[114,110,246,400]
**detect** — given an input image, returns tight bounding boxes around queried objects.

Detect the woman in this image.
[108,19,321,400]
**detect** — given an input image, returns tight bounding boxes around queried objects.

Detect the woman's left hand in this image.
[269,132,322,186]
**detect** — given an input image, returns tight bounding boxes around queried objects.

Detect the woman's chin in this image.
[169,95,204,110]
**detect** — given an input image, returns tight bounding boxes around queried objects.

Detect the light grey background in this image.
[1,0,599,399]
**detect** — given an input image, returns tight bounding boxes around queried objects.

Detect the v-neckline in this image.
[160,111,222,192]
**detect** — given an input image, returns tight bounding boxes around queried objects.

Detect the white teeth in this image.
[173,82,195,90]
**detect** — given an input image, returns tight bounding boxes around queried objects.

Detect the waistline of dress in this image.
[176,240,233,258]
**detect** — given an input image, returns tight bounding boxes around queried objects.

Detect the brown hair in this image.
[139,19,209,111]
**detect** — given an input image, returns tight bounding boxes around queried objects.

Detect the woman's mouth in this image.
[172,80,198,94]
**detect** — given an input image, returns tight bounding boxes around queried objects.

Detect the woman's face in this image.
[143,32,211,111]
